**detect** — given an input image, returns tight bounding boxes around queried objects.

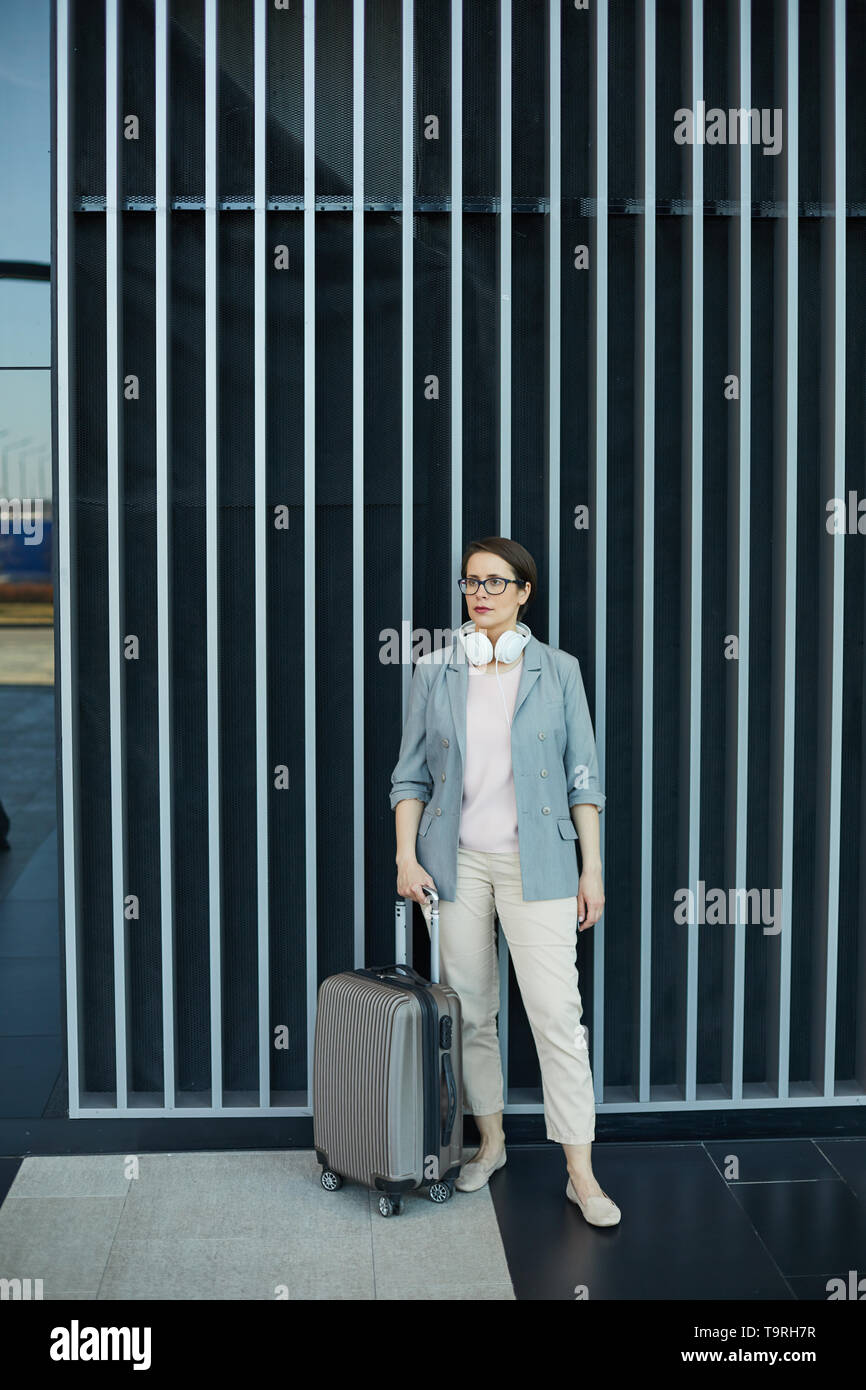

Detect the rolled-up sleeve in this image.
[389,659,434,810]
[563,655,605,813]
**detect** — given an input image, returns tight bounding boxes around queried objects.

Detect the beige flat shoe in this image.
[455,1146,507,1192]
[566,1177,621,1226]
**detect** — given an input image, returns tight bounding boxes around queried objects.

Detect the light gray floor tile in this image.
[10,1154,134,1198]
[112,1149,314,1194]
[115,1151,371,1242]
[376,1280,516,1301]
[115,1186,371,1243]
[0,1195,126,1300]
[368,1185,514,1296]
[98,1237,376,1301]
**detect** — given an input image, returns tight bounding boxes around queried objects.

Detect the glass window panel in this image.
[0,282,50,368]
[0,0,50,261]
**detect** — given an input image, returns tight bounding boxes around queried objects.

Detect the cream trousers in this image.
[420,846,596,1146]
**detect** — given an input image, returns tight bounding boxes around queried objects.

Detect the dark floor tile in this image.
[0,1156,22,1208]
[813,1139,866,1202]
[0,956,61,1034]
[0,899,60,957]
[729,1177,866,1278]
[0,1036,62,1117]
[490,1142,793,1300]
[703,1138,839,1184]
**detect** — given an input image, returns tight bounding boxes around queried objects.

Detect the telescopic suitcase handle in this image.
[394,884,440,983]
[420,887,458,1147]
[421,884,440,984]
[394,886,455,1148]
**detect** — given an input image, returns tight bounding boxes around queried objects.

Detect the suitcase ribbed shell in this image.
[313,972,425,1187]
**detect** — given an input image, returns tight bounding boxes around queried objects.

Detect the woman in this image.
[389,537,621,1227]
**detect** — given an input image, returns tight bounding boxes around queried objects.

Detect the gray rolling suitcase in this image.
[313,886,464,1216]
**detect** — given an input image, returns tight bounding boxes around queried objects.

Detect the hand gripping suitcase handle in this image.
[421,884,440,984]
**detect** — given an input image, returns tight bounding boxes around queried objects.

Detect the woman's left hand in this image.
[577,867,605,932]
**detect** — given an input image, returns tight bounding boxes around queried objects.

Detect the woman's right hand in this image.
[396,857,437,905]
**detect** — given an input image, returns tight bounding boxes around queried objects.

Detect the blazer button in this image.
[541,806,551,815]
[441,738,449,747]
[540,769,548,778]
[441,772,446,782]
[435,807,443,816]
[538,730,546,740]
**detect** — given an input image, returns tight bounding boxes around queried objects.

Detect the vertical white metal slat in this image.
[731,0,752,1103]
[777,0,798,1099]
[450,0,463,634]
[590,0,608,1100]
[638,0,655,1103]
[498,0,512,1103]
[204,0,222,1108]
[499,0,511,538]
[352,0,365,966]
[304,0,317,1103]
[824,0,845,1096]
[548,0,560,649]
[254,0,269,1104]
[154,0,176,1108]
[57,0,83,1117]
[401,0,413,718]
[105,0,128,1109]
[684,0,703,1104]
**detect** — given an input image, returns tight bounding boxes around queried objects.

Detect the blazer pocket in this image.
[543,699,567,729]
[557,817,578,840]
[418,809,433,837]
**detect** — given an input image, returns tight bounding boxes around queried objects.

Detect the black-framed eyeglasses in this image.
[458,576,523,596]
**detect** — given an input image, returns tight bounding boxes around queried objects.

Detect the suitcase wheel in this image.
[320,1169,343,1192]
[428,1181,452,1204]
[378,1194,404,1217]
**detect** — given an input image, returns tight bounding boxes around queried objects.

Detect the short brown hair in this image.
[460,537,538,622]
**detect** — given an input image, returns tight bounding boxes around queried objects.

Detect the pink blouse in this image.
[458,657,523,853]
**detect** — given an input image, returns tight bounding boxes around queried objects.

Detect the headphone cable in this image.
[496,655,513,729]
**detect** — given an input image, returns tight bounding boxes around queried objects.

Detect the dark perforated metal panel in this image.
[54,0,866,1122]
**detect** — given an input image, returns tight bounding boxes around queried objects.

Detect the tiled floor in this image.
[2,1138,865,1300]
[0,1150,515,1300]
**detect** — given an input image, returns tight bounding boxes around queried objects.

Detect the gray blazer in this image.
[389,633,605,902]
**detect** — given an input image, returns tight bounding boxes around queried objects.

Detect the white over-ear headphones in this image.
[456,620,531,728]
[457,619,531,667]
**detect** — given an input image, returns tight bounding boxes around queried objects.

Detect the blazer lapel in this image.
[444,641,469,768]
[511,635,542,722]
